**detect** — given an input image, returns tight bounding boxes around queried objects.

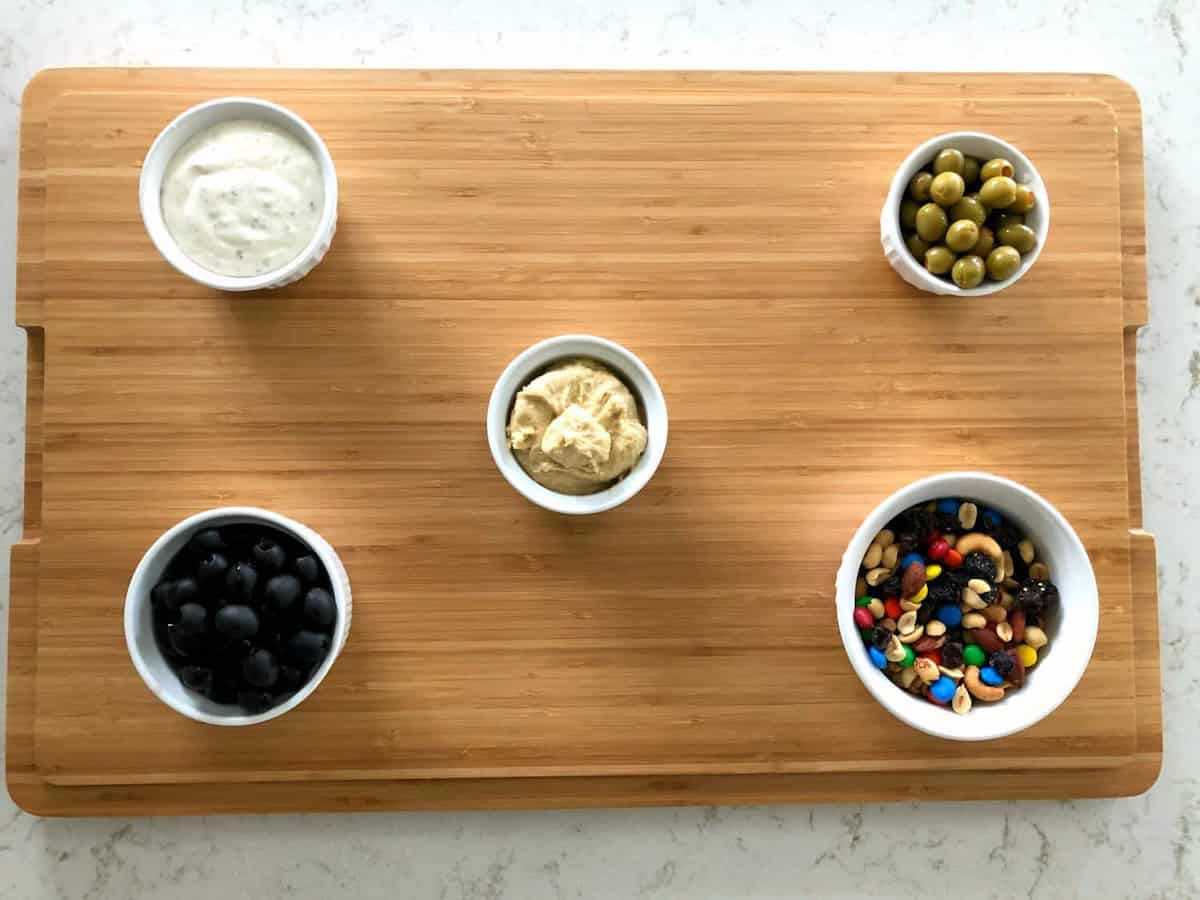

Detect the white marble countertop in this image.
[1,1,1196,897]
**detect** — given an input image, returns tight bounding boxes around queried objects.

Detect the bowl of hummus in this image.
[487,335,668,514]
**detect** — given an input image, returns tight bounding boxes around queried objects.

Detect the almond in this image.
[900,561,926,598]
[971,627,1005,654]
[1009,609,1026,643]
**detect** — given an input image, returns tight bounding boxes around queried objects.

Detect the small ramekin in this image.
[880,131,1049,297]
[836,472,1097,741]
[125,507,352,726]
[139,97,338,292]
[486,335,668,515]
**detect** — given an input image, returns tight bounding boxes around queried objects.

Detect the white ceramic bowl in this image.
[836,472,1097,741]
[486,335,668,515]
[125,507,352,726]
[881,131,1049,297]
[139,97,338,292]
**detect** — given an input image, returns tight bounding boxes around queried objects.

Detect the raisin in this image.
[989,651,1015,678]
[871,627,892,652]
[961,552,998,582]
[926,578,958,607]
[941,642,965,669]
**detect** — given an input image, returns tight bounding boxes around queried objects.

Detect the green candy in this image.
[860,627,875,641]
[856,597,873,607]
[963,644,986,667]
[900,645,915,668]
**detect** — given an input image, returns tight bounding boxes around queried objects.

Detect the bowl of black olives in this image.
[881,131,1049,296]
[125,507,351,725]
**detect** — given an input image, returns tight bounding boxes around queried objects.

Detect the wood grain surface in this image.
[8,70,1160,815]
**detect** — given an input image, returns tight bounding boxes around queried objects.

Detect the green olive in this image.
[952,255,986,289]
[915,203,949,242]
[924,245,957,276]
[933,148,965,176]
[962,156,981,188]
[949,196,987,227]
[986,245,1022,281]
[945,219,980,253]
[930,171,965,207]
[980,158,1014,181]
[1008,183,1036,214]
[905,233,930,259]
[900,199,920,232]
[908,171,933,203]
[998,223,1037,254]
[991,212,1025,230]
[979,175,1018,209]
[970,225,996,258]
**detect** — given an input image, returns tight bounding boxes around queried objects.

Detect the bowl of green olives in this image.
[881,132,1049,296]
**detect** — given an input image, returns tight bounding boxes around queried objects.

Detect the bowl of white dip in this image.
[139,97,338,292]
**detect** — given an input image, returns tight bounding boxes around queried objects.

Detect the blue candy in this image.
[980,666,1004,686]
[936,498,959,514]
[935,605,963,627]
[868,646,887,669]
[982,508,1002,528]
[901,552,924,571]
[930,676,956,703]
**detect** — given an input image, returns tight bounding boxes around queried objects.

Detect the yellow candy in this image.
[912,584,928,605]
[1016,644,1038,668]
[925,564,942,581]
[924,502,937,512]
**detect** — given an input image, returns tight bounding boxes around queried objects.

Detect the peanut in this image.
[898,611,918,635]
[961,612,987,630]
[938,665,965,680]
[900,598,920,612]
[867,597,885,619]
[876,529,895,549]
[1029,561,1050,581]
[866,567,892,587]
[914,657,940,684]
[882,543,900,571]
[898,666,919,689]
[1009,609,1026,643]
[1024,625,1048,649]
[996,621,1014,643]
[965,665,1005,701]
[1002,550,1014,579]
[943,534,957,548]
[880,617,897,632]
[885,635,907,662]
[961,587,988,610]
[999,589,1016,610]
[1017,539,1035,565]
[952,684,972,715]
[967,578,992,596]
[863,542,883,569]
[981,605,1007,624]
[898,625,926,645]
[926,620,947,637]
[958,501,978,530]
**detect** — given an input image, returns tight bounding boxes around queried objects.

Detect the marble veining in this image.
[1,1,1198,898]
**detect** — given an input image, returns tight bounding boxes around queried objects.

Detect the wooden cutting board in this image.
[8,69,1160,815]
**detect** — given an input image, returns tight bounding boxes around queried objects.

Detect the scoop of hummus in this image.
[508,359,648,495]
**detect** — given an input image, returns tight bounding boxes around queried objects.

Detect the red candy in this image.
[926,690,948,706]
[922,649,942,666]
[884,598,902,619]
[852,606,874,629]
[943,548,964,568]
[928,540,949,561]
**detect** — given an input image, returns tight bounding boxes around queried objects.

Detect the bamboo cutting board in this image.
[9,70,1160,815]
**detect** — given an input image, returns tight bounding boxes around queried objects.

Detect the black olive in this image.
[214,604,259,639]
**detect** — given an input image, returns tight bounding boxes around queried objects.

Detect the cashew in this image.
[961,587,988,610]
[876,529,895,549]
[885,635,907,662]
[961,612,987,630]
[996,622,1014,643]
[866,567,893,587]
[867,597,885,619]
[926,620,947,637]
[958,502,978,530]
[952,684,972,715]
[914,657,940,684]
[897,610,918,635]
[967,578,992,596]
[863,542,883,569]
[1017,539,1035,565]
[1029,561,1050,581]
[882,544,900,570]
[981,605,1008,624]
[954,532,1004,570]
[1024,626,1048,649]
[965,665,1005,701]
[898,625,926,645]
